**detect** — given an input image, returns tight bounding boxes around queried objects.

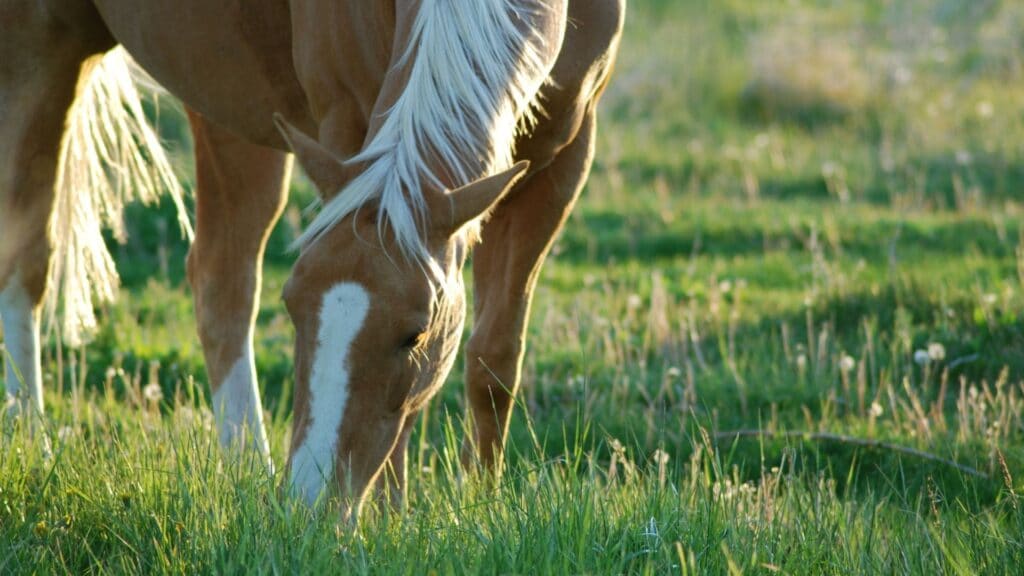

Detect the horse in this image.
[0,0,624,518]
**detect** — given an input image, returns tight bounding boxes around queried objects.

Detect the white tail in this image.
[48,47,192,346]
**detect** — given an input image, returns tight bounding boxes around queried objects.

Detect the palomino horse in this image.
[0,1,623,516]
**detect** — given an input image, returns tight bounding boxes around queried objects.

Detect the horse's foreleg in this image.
[463,113,597,471]
[186,110,292,470]
[0,23,105,421]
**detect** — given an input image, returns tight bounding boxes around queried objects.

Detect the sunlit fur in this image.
[49,47,191,345]
[295,0,551,267]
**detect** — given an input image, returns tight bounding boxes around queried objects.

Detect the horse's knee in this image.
[0,217,52,307]
[185,246,216,322]
[192,283,248,344]
[186,243,255,311]
[186,246,258,369]
[465,331,520,401]
[15,246,50,307]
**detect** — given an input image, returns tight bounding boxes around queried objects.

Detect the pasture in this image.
[3,0,1024,572]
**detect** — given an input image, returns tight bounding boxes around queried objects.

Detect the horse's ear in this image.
[273,114,356,199]
[435,161,530,235]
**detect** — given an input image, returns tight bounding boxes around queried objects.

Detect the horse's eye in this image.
[400,331,425,350]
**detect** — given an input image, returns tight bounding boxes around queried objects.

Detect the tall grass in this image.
[2,378,1023,574]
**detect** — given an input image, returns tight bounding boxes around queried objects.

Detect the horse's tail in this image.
[48,46,192,346]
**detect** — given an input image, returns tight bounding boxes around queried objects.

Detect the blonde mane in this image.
[295,0,551,264]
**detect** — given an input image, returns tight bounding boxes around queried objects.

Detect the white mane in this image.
[295,0,552,264]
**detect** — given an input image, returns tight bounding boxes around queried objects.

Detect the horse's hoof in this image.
[2,396,53,457]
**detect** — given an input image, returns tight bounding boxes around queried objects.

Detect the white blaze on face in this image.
[290,282,370,505]
[0,273,43,415]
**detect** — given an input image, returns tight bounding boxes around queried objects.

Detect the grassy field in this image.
[4,0,1024,573]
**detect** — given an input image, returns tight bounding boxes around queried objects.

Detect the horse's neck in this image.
[299,1,574,196]
[295,0,499,188]
[295,0,568,266]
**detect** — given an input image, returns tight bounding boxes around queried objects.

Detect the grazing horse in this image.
[0,0,623,516]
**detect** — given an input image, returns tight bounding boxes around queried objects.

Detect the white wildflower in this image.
[839,355,856,373]
[627,294,643,310]
[869,402,884,417]
[796,354,807,370]
[143,382,163,403]
[913,349,930,366]
[927,343,946,362]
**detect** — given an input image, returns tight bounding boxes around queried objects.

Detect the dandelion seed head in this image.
[143,382,163,403]
[840,355,856,373]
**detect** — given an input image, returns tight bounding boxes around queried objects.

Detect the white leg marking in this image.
[290,282,370,505]
[211,337,273,468]
[0,273,43,416]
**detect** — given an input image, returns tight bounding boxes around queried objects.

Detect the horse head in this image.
[275,116,527,517]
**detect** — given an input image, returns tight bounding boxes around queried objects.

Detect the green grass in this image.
[4,0,1024,573]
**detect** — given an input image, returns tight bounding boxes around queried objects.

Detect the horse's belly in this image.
[92,0,314,147]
